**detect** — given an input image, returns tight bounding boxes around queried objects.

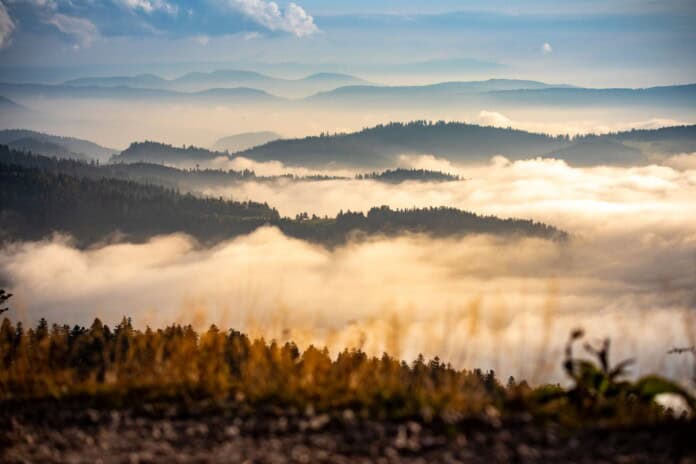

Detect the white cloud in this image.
[243,31,262,40]
[193,34,210,45]
[475,110,512,127]
[230,0,318,37]
[0,0,15,48]
[542,42,553,54]
[472,110,687,136]
[46,13,98,47]
[119,0,178,15]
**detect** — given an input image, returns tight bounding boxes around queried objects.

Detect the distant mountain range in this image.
[2,77,694,114]
[61,70,370,98]
[0,96,32,125]
[0,129,117,161]
[305,80,696,109]
[0,95,24,110]
[107,122,696,168]
[0,83,282,105]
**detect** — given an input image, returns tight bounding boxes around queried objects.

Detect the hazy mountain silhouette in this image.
[62,69,370,98]
[305,81,696,109]
[0,83,283,104]
[0,129,117,161]
[212,132,282,152]
[486,84,696,108]
[0,96,33,125]
[0,95,24,110]
[63,74,167,88]
[237,121,696,167]
[3,138,90,162]
[109,122,696,168]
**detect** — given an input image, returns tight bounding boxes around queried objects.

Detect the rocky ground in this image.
[2,400,695,463]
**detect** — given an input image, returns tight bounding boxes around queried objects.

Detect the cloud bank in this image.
[2,227,694,385]
[0,0,317,49]
[2,156,695,384]
[46,13,98,47]
[230,0,318,37]
[118,0,178,15]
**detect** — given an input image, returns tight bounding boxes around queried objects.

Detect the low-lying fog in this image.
[7,97,695,149]
[2,155,695,385]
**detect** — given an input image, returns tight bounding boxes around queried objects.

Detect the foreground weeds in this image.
[1,312,693,428]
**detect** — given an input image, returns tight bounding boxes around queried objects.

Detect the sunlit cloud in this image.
[46,13,98,47]
[118,0,178,15]
[228,0,318,37]
[0,1,15,48]
[3,221,695,383]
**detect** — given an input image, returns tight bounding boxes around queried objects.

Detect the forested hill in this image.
[235,121,569,167]
[111,141,226,164]
[105,123,696,169]
[0,154,565,246]
[0,129,117,161]
[0,146,342,191]
[234,121,696,168]
[357,168,460,183]
[0,160,279,245]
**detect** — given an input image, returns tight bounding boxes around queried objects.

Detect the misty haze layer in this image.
[2,155,695,384]
[4,97,694,149]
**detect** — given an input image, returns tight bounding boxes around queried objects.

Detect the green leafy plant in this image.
[563,329,695,416]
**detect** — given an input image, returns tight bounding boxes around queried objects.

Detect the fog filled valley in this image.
[2,3,696,457]
[1,114,696,386]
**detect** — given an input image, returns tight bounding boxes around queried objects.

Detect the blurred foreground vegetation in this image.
[0,307,693,427]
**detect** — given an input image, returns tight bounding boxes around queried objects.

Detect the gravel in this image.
[2,401,695,463]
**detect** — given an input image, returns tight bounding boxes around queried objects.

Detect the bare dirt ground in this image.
[2,400,695,463]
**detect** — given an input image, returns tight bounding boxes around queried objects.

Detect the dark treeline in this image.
[0,146,344,193]
[0,160,279,245]
[283,206,564,244]
[0,315,507,415]
[111,141,227,164]
[0,150,565,246]
[357,168,460,183]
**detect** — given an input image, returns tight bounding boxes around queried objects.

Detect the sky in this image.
[0,1,694,87]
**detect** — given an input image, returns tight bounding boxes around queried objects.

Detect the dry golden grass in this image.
[1,313,693,427]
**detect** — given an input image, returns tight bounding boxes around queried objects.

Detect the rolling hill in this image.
[305,81,696,109]
[108,122,696,168]
[62,69,370,98]
[111,141,226,165]
[0,83,283,105]
[239,121,694,168]
[0,129,117,161]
